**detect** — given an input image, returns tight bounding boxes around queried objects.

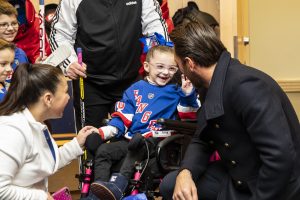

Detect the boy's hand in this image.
[181,74,194,95]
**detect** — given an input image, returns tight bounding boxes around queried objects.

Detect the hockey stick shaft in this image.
[77,48,88,190]
[39,0,45,58]
[77,48,85,128]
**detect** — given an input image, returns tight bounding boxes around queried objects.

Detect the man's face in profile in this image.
[174,54,206,89]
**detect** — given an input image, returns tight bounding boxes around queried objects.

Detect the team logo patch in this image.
[148,93,154,99]
[126,1,137,6]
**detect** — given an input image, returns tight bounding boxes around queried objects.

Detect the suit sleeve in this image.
[231,77,295,200]
[141,0,169,40]
[49,0,80,73]
[179,134,212,180]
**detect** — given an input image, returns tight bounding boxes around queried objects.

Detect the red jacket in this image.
[160,0,174,33]
[13,0,51,63]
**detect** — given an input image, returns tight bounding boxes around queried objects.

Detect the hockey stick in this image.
[77,48,88,193]
[38,0,45,58]
[77,48,85,129]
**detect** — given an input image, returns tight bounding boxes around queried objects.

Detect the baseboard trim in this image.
[277,80,300,93]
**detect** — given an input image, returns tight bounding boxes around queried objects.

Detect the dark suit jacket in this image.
[180,51,300,200]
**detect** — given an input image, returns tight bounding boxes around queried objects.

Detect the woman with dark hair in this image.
[0,63,96,199]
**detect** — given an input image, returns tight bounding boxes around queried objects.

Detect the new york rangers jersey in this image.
[108,80,200,139]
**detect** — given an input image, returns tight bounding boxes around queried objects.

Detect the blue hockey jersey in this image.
[108,80,200,139]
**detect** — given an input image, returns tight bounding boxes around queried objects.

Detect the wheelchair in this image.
[123,118,197,200]
[77,118,197,200]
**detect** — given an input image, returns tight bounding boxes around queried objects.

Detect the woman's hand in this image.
[47,192,54,200]
[181,74,194,95]
[76,126,98,148]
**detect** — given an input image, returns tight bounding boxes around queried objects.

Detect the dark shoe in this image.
[90,173,128,200]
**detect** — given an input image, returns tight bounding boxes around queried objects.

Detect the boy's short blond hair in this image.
[0,0,18,16]
[0,38,16,51]
[145,45,174,62]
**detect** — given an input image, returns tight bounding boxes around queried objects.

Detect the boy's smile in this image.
[0,14,19,42]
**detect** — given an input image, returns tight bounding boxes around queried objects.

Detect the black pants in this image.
[159,161,226,200]
[120,137,160,180]
[94,139,128,181]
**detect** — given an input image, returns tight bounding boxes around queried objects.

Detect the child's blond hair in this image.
[145,45,174,62]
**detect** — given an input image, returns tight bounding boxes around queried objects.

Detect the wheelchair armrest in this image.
[157,134,185,152]
[157,118,197,136]
[156,134,185,172]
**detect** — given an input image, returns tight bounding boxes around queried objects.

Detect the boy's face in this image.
[0,48,14,83]
[144,51,178,86]
[0,14,19,42]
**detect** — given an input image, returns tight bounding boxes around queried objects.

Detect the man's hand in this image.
[173,169,198,200]
[66,62,87,79]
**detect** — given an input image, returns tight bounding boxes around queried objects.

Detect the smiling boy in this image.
[0,39,14,101]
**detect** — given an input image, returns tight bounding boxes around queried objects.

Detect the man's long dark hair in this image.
[170,21,226,68]
[0,63,63,116]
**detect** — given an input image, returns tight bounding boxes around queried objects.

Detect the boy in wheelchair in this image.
[86,44,200,200]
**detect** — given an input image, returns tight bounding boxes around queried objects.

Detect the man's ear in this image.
[184,57,196,71]
[143,61,150,73]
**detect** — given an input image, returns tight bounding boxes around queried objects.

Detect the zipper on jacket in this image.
[110,3,123,81]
